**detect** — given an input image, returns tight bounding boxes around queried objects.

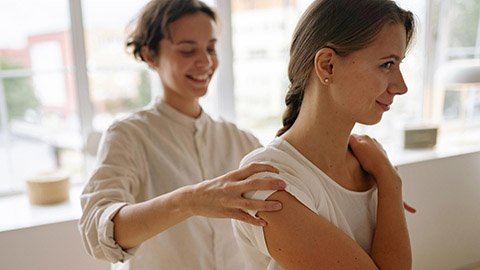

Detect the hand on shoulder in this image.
[348,134,400,186]
[186,163,286,226]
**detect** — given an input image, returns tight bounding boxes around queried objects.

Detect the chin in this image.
[359,116,383,125]
[189,86,209,98]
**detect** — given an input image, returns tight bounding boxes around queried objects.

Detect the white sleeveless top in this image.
[233,137,378,270]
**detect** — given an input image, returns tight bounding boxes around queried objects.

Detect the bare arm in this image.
[349,134,412,270]
[370,174,411,270]
[114,163,286,249]
[258,191,378,270]
[255,135,411,269]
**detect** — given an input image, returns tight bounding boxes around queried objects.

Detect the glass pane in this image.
[89,69,155,130]
[471,88,480,119]
[442,86,480,122]
[446,0,480,60]
[0,0,70,70]
[443,90,462,120]
[0,0,83,194]
[231,0,311,143]
[82,0,152,129]
[440,86,480,145]
[433,0,480,146]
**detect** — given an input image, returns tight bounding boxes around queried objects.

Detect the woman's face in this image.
[330,23,408,125]
[155,12,218,103]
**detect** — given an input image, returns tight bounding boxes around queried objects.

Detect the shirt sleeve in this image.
[78,122,145,263]
[236,170,317,257]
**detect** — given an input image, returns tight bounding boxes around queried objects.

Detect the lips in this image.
[187,74,210,81]
[186,71,213,82]
[376,100,391,111]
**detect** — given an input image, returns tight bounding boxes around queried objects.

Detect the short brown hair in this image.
[126,0,216,62]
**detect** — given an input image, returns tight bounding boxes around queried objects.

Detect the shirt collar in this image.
[155,98,208,132]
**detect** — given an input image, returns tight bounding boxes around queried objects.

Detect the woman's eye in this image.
[381,62,394,69]
[180,50,195,56]
[207,47,216,55]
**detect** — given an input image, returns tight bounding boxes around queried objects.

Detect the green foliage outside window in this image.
[104,70,151,113]
[0,58,39,121]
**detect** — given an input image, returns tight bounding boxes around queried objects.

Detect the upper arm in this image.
[258,191,378,270]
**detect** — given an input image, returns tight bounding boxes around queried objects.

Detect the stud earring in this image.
[324,78,329,83]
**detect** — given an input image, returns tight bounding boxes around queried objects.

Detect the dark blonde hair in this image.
[126,0,216,62]
[277,0,415,136]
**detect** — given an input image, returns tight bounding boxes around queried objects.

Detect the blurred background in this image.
[1,1,480,270]
[0,0,479,195]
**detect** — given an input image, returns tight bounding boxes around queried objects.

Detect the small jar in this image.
[26,171,70,205]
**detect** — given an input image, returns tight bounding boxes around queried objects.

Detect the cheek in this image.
[158,62,184,86]
[172,57,192,72]
[370,74,389,95]
[355,67,386,92]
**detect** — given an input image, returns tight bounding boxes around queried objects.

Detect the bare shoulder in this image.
[258,191,378,270]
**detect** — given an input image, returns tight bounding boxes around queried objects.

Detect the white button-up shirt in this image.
[79,99,260,269]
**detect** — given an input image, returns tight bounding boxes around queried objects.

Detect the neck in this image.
[283,85,354,175]
[162,92,201,118]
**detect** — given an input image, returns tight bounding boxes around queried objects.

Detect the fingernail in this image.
[278,181,286,189]
[272,203,282,210]
[260,220,267,226]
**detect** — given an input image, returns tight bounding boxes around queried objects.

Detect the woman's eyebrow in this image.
[379,54,405,61]
[175,38,217,45]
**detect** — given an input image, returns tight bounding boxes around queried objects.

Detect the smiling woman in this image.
[329,23,408,125]
[232,0,415,269]
[78,1,287,269]
[139,12,219,117]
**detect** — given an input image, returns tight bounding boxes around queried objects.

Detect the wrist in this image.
[173,184,197,218]
[374,169,402,192]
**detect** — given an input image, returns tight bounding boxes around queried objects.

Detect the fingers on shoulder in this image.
[232,162,279,180]
[235,177,286,193]
[230,209,267,226]
[257,190,307,221]
[232,197,282,212]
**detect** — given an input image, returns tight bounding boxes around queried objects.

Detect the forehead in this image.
[168,12,217,43]
[351,23,407,60]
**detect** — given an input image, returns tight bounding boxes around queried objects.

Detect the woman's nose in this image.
[389,70,408,95]
[195,50,212,68]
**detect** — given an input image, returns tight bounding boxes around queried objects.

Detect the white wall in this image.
[0,220,108,270]
[0,152,479,270]
[399,151,480,270]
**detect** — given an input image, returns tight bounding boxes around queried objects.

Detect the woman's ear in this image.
[140,46,158,69]
[314,48,335,85]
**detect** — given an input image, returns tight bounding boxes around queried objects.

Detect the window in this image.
[231,0,311,143]
[431,0,480,144]
[0,0,218,195]
[0,0,479,196]
[82,0,156,131]
[0,0,83,194]
[445,0,480,60]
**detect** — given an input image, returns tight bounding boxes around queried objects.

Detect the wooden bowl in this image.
[26,172,70,205]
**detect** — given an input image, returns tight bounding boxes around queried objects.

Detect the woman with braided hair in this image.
[233,0,415,269]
